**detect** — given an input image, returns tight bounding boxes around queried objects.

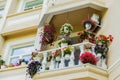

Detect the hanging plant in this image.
[40,25,56,46]
[27,61,41,78]
[60,23,73,36]
[82,18,97,31]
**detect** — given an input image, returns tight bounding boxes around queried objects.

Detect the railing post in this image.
[69,46,75,67]
[59,49,65,68]
[49,57,55,70]
[49,51,55,70]
[41,52,48,71]
[79,44,84,65]
[101,57,107,69]
[91,45,96,56]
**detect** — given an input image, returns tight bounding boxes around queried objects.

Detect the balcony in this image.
[33,42,108,80]
[1,7,42,36]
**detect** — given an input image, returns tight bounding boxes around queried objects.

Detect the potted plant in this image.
[40,25,56,46]
[77,30,95,43]
[79,52,98,65]
[58,38,71,47]
[95,35,113,46]
[8,63,14,67]
[52,50,61,61]
[62,46,73,60]
[0,55,5,69]
[94,34,113,57]
[19,59,28,66]
[27,61,41,78]
[94,34,113,68]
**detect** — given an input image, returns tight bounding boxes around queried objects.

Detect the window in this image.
[0,6,4,18]
[9,45,34,65]
[24,0,43,11]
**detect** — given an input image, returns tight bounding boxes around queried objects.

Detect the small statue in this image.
[60,23,73,36]
[91,14,100,25]
[82,13,100,32]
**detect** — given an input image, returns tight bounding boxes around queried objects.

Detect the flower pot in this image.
[83,39,89,42]
[96,53,107,68]
[98,42,103,45]
[64,54,70,60]
[0,65,6,69]
[96,53,102,58]
[21,62,27,66]
[55,56,61,61]
[61,43,68,48]
[96,53,102,67]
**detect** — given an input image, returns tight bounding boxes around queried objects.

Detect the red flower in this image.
[79,52,98,65]
[40,25,56,46]
[77,32,82,35]
[108,35,113,42]
[95,34,113,45]
[93,41,96,44]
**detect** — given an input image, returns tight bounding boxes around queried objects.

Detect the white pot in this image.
[61,43,68,48]
[64,54,70,60]
[98,42,102,45]
[55,56,61,61]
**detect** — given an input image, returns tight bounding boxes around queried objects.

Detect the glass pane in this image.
[11,45,34,56]
[10,57,19,64]
[22,55,31,62]
[0,6,4,17]
[0,6,4,11]
[25,0,43,9]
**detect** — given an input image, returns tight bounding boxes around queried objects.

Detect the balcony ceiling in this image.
[50,7,101,35]
[72,77,96,80]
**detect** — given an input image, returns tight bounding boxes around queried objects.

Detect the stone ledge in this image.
[0,65,27,72]
[33,64,108,80]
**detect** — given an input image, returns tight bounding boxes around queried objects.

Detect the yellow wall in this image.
[98,0,120,67]
[98,0,120,79]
